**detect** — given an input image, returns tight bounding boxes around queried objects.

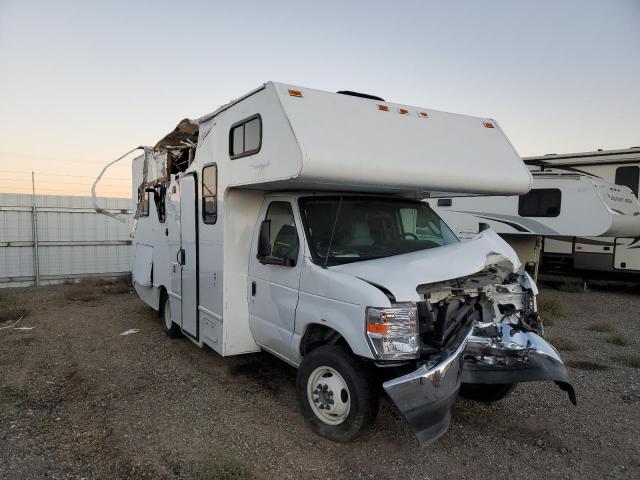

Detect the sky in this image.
[0,0,639,197]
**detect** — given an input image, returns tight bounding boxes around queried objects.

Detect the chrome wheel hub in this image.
[307,366,350,425]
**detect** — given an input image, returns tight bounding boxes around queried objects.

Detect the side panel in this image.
[180,174,199,338]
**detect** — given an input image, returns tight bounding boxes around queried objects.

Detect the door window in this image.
[263,202,299,264]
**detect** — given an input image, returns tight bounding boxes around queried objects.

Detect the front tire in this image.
[160,293,182,338]
[459,383,516,403]
[296,345,379,442]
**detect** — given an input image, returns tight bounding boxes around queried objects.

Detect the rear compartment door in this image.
[614,237,640,271]
[180,173,199,338]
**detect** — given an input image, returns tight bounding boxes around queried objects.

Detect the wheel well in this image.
[300,324,350,356]
[157,286,167,317]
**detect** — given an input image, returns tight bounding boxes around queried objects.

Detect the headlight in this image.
[366,303,419,360]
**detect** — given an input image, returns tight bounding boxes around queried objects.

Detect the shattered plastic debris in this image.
[119,328,141,336]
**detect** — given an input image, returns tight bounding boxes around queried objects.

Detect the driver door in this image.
[248,200,302,358]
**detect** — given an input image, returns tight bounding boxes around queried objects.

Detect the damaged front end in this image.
[382,267,576,445]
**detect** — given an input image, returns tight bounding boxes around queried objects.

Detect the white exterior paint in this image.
[0,193,131,288]
[126,82,534,361]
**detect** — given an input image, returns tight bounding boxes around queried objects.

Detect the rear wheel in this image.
[459,383,516,403]
[296,345,379,442]
[160,294,182,338]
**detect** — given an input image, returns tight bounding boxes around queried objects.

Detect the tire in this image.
[160,293,182,338]
[296,345,379,442]
[459,383,516,403]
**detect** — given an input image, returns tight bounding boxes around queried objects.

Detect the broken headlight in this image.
[366,304,419,360]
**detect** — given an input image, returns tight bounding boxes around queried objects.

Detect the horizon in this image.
[1,0,638,198]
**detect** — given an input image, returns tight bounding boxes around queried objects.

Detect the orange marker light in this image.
[367,323,388,334]
[418,111,429,118]
[288,89,303,97]
[377,104,390,112]
[483,121,495,128]
[398,108,409,115]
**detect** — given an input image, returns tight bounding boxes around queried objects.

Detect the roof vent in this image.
[337,90,385,101]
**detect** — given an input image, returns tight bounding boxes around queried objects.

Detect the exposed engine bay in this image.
[416,266,543,356]
[383,265,576,445]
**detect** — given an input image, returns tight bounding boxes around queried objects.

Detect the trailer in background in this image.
[525,147,640,277]
[428,171,640,279]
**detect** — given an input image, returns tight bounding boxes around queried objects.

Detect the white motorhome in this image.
[428,172,640,278]
[523,148,640,276]
[95,83,575,445]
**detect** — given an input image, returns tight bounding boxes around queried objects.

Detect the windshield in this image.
[299,196,459,266]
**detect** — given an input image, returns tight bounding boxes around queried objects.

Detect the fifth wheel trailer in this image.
[427,172,640,278]
[524,148,640,276]
[95,82,575,445]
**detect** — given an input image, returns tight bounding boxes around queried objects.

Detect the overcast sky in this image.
[1,0,639,196]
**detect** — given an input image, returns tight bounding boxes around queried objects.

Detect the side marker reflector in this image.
[418,112,429,118]
[398,108,409,115]
[377,104,390,111]
[483,121,495,128]
[288,89,303,97]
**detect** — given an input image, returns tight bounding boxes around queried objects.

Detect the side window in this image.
[262,202,299,264]
[615,166,639,198]
[202,164,218,224]
[229,114,262,159]
[518,188,562,217]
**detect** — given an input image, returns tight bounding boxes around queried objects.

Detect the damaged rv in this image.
[95,83,575,445]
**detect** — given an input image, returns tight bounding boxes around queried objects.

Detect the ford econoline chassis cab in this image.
[96,83,575,445]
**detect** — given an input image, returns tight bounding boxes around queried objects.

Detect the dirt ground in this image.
[1,281,639,480]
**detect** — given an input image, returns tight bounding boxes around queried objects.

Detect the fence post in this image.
[31,171,40,287]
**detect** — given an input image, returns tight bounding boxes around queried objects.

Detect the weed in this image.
[588,322,616,333]
[612,354,640,368]
[606,333,630,347]
[565,360,609,371]
[538,296,565,324]
[199,459,254,480]
[546,336,577,351]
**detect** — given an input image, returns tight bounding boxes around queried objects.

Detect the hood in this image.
[330,229,521,302]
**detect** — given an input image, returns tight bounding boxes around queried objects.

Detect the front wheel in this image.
[458,383,516,403]
[296,345,379,443]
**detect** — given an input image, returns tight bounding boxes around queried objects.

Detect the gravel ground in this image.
[0,282,639,480]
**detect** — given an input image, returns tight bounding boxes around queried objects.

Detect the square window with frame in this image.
[229,114,262,159]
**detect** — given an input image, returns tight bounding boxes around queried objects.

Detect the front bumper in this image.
[383,322,576,445]
[382,332,469,444]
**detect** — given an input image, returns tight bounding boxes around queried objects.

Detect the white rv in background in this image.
[428,172,640,278]
[525,148,640,276]
[95,82,575,445]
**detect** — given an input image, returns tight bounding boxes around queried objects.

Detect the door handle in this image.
[251,281,256,296]
[177,249,186,265]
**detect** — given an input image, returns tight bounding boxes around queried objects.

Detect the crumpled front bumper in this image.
[383,323,576,445]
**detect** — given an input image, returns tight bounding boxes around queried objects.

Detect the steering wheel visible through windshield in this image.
[298,196,459,266]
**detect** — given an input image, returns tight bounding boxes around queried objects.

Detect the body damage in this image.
[339,230,575,445]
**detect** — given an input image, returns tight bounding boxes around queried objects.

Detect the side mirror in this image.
[257,220,271,258]
[479,222,490,232]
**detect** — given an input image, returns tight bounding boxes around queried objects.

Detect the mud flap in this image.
[461,323,577,405]
[382,335,469,445]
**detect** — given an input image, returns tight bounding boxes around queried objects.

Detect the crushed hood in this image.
[330,229,520,302]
